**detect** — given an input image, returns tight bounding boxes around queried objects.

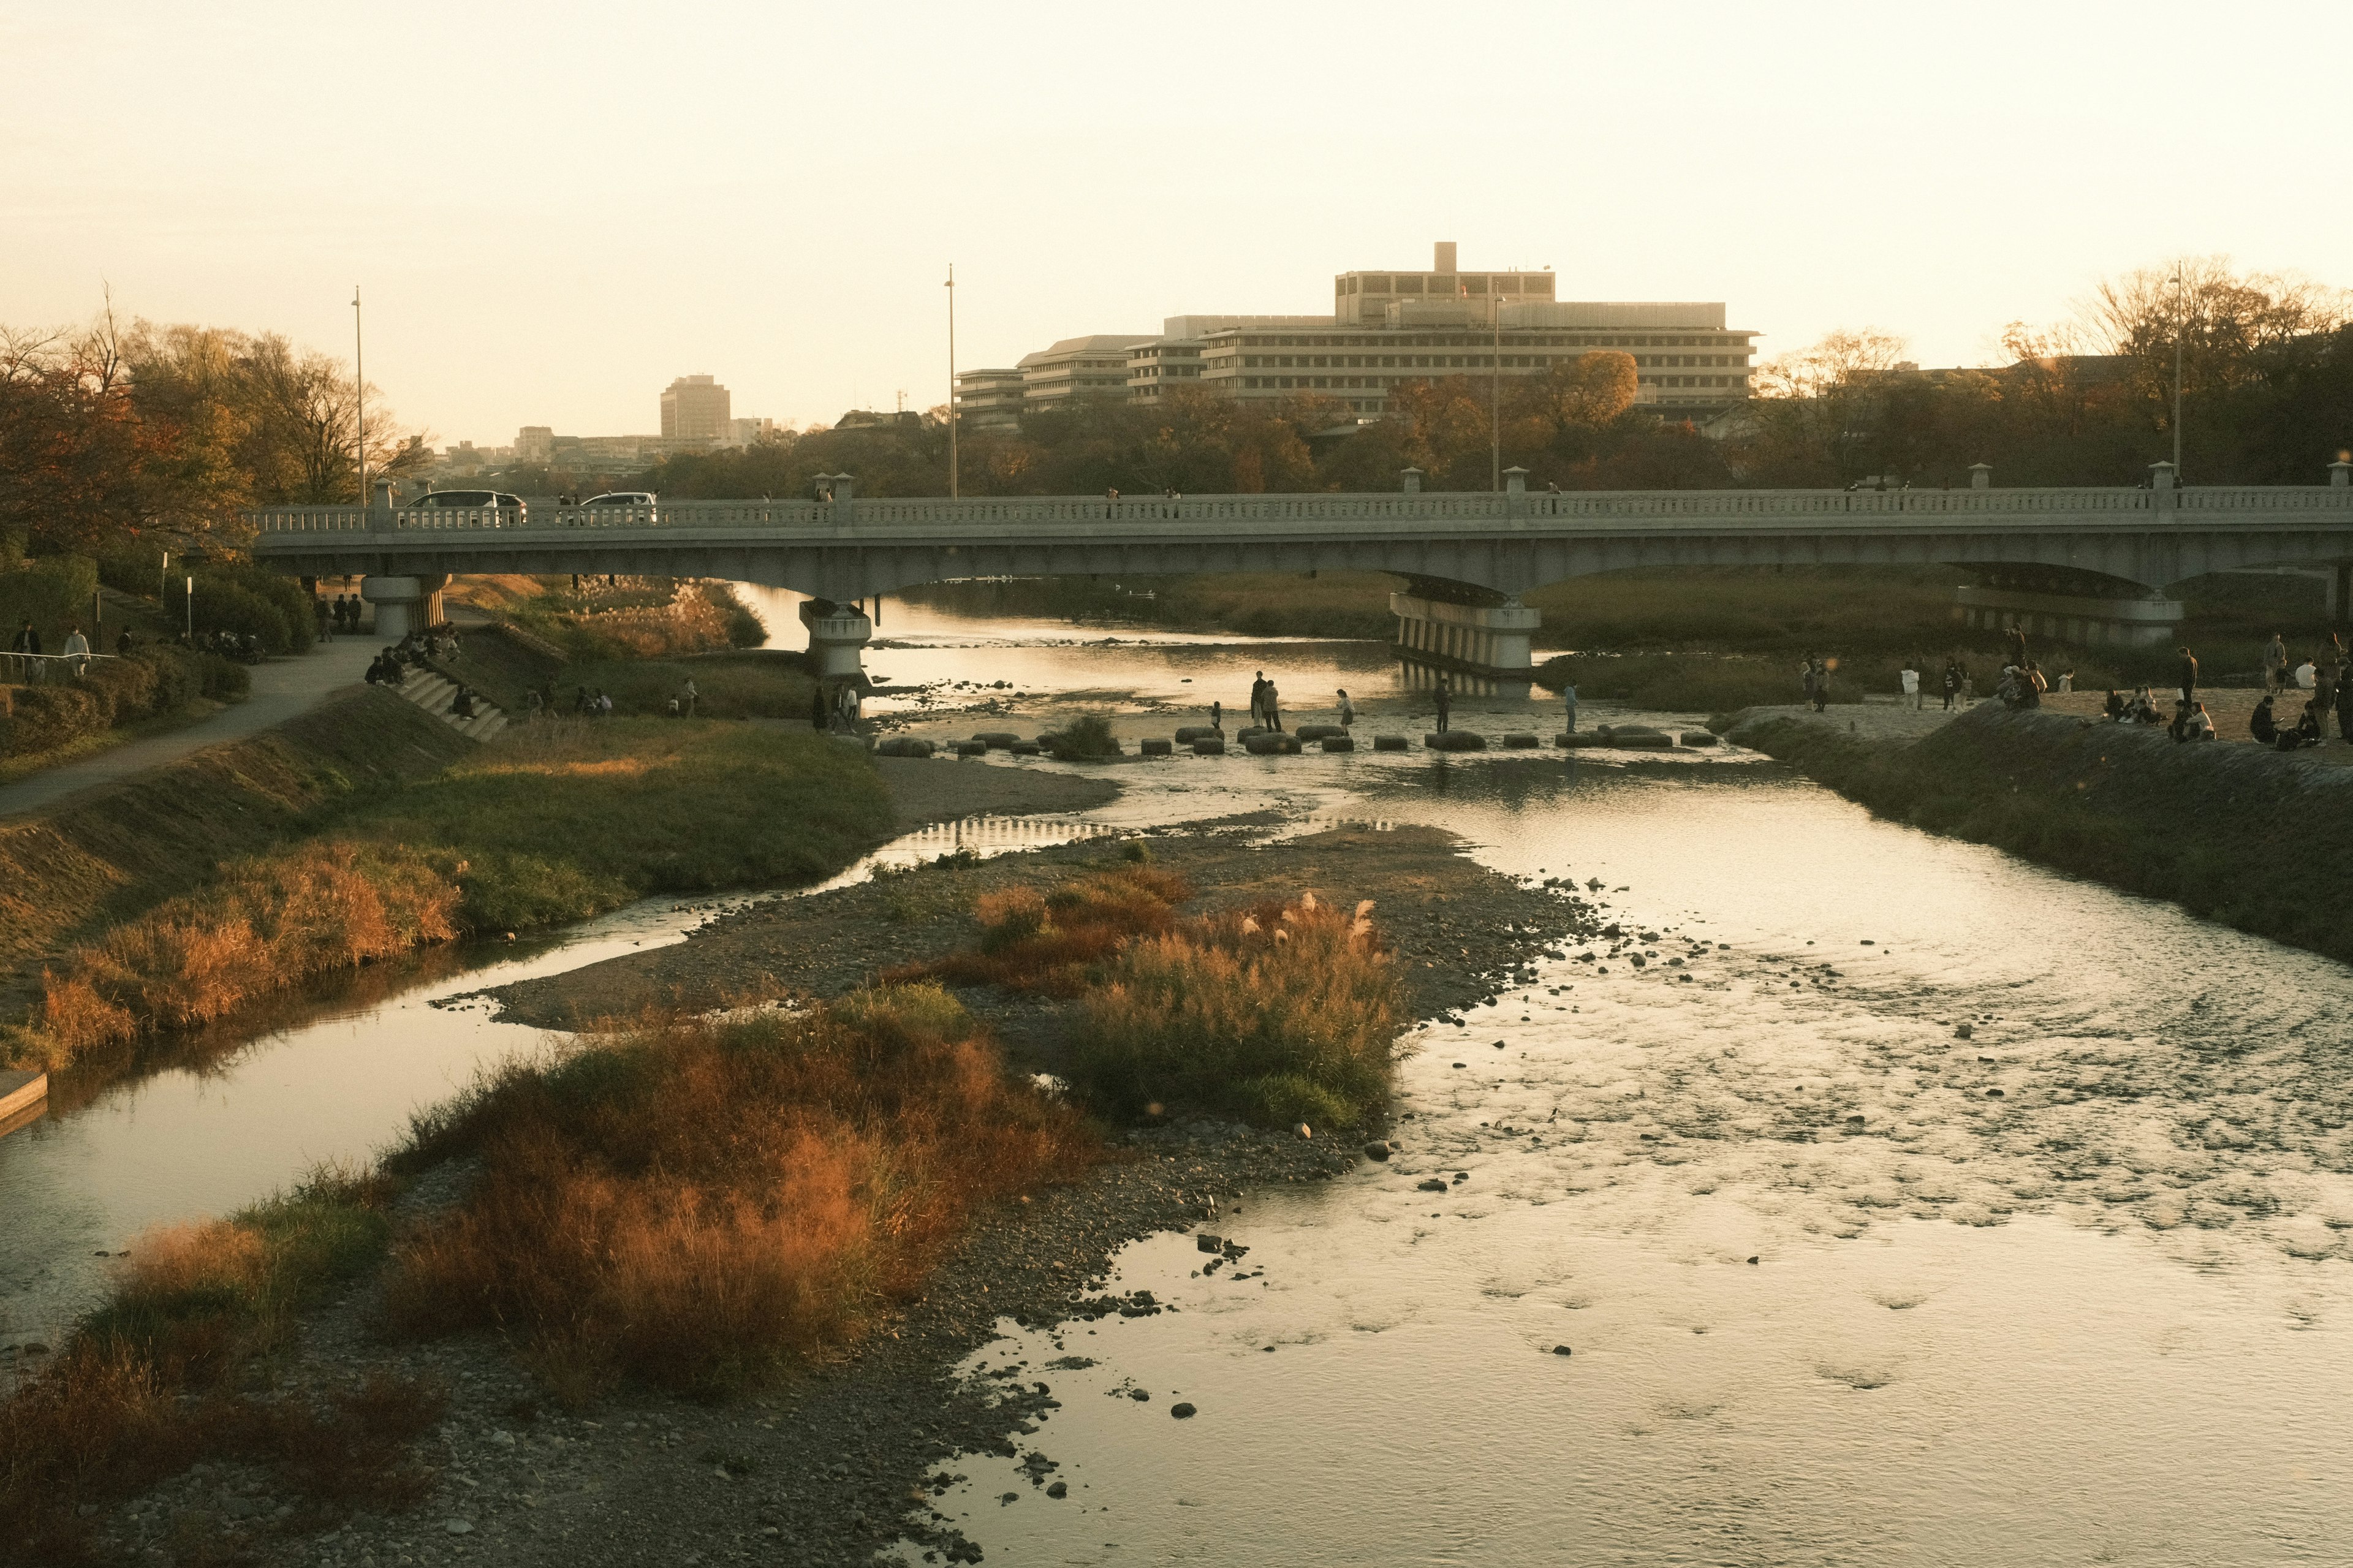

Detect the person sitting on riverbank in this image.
[2286,700,2323,750]
[2104,689,2126,722]
[2124,687,2162,724]
[2183,703,2216,742]
[450,685,477,720]
[2251,693,2279,745]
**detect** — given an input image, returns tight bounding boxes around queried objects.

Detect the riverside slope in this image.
[1727,702,2353,965]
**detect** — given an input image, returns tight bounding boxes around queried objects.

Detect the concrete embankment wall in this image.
[1729,704,2353,966]
[0,687,475,1018]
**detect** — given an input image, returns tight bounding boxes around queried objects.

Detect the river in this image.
[6,591,2349,1564]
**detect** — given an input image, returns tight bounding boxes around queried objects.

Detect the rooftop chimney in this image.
[1434,241,1457,273]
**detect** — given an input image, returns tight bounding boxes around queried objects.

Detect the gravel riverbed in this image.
[80,812,1600,1567]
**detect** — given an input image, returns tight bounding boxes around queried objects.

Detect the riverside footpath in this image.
[0,638,381,819]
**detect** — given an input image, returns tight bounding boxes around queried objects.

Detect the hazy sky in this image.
[6,1,2345,448]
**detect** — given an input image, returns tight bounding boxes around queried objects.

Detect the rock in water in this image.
[1363,1141,1392,1161]
[1170,1403,1197,1419]
[1196,1233,1224,1253]
[1417,1178,1449,1192]
[1047,1482,1068,1499]
[1552,1344,1573,1357]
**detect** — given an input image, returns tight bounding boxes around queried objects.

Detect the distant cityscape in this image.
[429,374,776,479]
[428,242,1756,479]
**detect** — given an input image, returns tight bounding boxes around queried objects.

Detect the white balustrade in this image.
[246,483,2353,542]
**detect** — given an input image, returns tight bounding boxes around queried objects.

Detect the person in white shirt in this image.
[1900,664,1921,710]
[61,625,90,677]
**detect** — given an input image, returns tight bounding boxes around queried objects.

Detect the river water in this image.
[6,593,2349,1564]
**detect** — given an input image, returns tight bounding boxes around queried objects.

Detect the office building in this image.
[660,374,732,442]
[954,367,1026,430]
[1018,336,1159,409]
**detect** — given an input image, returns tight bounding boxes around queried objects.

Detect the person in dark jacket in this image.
[2177,645,2199,704]
[2251,693,2278,745]
[2338,675,2353,743]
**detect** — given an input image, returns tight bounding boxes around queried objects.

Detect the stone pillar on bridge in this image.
[1969,463,1992,490]
[362,576,423,640]
[1400,467,1423,494]
[799,597,874,685]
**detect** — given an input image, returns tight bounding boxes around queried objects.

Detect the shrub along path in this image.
[0,637,379,819]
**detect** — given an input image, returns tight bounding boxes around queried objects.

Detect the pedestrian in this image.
[11,618,40,656]
[1942,658,1963,710]
[1798,651,1817,710]
[2057,667,2075,694]
[1563,681,1578,734]
[526,687,544,719]
[597,690,613,718]
[61,624,89,677]
[2315,642,2340,732]
[2337,672,2353,743]
[116,627,134,656]
[2264,632,2287,692]
[1249,670,1268,730]
[314,597,332,641]
[2177,644,2199,706]
[1210,699,1224,733]
[1336,689,1355,728]
[1264,680,1283,732]
[1434,676,1452,733]
[683,676,699,718]
[1900,660,1920,711]
[811,681,829,730]
[2006,624,2028,672]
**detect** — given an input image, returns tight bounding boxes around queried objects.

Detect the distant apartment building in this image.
[724,417,776,447]
[515,426,555,464]
[660,374,732,442]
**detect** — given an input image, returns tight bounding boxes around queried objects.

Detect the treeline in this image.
[0,311,426,559]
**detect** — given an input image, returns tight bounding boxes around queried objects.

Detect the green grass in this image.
[335,718,893,928]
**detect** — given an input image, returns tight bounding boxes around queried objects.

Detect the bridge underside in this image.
[257,525,2353,605]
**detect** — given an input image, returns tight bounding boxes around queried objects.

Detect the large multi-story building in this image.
[660,374,732,442]
[1017,336,1158,410]
[963,244,1755,428]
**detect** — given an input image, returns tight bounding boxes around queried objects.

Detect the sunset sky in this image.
[5,0,2343,447]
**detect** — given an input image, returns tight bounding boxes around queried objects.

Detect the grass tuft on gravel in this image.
[0,1170,445,1567]
[381,984,1096,1403]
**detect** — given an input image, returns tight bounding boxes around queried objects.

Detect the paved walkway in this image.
[0,637,382,820]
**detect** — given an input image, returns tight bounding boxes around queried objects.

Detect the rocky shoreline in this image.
[75,813,1599,1567]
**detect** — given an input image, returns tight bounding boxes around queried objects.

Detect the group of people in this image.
[811,680,862,732]
[8,618,96,679]
[313,593,365,639]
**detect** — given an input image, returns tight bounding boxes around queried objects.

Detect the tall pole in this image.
[945,265,959,499]
[352,286,366,505]
[1490,289,1502,492]
[2172,263,2185,480]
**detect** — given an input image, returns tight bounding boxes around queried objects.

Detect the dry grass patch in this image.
[901,865,1192,996]
[384,983,1095,1400]
[0,1172,442,1566]
[1074,893,1403,1131]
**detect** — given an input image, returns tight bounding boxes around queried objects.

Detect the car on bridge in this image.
[580,491,657,509]
[402,489,526,525]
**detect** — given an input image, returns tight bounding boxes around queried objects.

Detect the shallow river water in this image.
[6,594,2350,1564]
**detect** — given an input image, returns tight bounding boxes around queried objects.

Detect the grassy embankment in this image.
[9,714,892,1073]
[1735,705,2353,966]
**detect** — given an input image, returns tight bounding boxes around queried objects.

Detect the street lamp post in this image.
[2172,263,2185,480]
[352,286,366,505]
[945,265,959,500]
[1491,290,1502,493]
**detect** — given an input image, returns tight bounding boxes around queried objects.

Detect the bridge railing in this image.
[245,483,2353,537]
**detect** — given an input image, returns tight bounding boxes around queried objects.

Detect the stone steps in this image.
[395,667,507,743]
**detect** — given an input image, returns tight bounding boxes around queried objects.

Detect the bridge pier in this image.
[1390,591,1539,676]
[1953,578,2183,650]
[798,598,874,684]
[358,574,449,640]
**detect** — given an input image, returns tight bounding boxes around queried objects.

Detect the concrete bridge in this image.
[249,461,2353,672]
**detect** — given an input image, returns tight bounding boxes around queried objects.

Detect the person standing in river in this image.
[1337,689,1355,729]
[1434,677,1452,733]
[1264,679,1284,732]
[1562,681,1578,734]
[1210,699,1224,733]
[1248,672,1268,730]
